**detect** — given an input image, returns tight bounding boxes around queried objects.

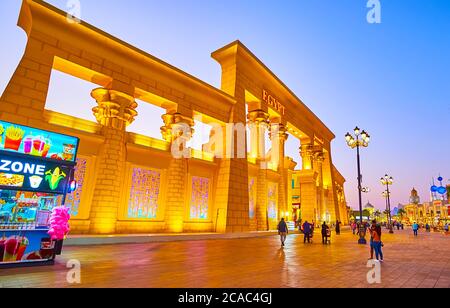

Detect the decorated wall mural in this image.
[128,167,161,219]
[190,177,209,220]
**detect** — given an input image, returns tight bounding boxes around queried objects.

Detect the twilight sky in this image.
[1,0,449,210]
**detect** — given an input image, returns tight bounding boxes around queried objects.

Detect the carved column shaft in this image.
[89,88,137,234]
[247,110,269,160]
[300,143,314,170]
[270,123,289,221]
[161,112,195,233]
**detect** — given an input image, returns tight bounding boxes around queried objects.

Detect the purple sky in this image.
[1,0,449,210]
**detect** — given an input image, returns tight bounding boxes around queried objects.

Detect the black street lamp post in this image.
[346,127,370,245]
[381,174,394,234]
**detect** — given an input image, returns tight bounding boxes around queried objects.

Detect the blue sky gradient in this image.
[1,0,449,210]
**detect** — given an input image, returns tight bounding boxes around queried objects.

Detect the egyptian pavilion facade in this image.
[0,0,348,234]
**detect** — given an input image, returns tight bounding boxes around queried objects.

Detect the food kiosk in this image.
[0,120,79,268]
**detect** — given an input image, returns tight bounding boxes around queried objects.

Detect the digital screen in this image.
[0,120,79,163]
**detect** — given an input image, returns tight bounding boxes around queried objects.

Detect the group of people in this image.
[392,221,405,230]
[277,218,341,247]
[419,222,449,233]
[278,218,385,262]
[412,222,449,235]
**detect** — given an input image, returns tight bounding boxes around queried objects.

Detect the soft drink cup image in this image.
[15,237,29,261]
[3,237,19,262]
[0,239,5,262]
[23,136,33,154]
[39,239,54,260]
[42,140,51,157]
[32,137,45,156]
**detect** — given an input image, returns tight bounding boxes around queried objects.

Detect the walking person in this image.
[322,221,330,244]
[371,222,384,262]
[412,222,419,237]
[335,220,341,235]
[277,218,289,247]
[351,222,356,235]
[302,221,312,244]
[444,223,449,233]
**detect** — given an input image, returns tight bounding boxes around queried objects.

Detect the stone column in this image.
[300,143,314,171]
[161,112,194,233]
[298,170,318,224]
[270,123,289,221]
[89,88,138,234]
[314,151,325,222]
[322,150,339,223]
[247,110,269,161]
[299,141,319,224]
[248,110,270,230]
[256,167,269,231]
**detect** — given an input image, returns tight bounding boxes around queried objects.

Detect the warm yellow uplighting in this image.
[129,133,170,151]
[45,110,101,134]
[191,149,215,162]
[168,220,184,233]
[267,162,278,172]
[247,156,257,164]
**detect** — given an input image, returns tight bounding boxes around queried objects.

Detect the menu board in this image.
[0,152,72,194]
[0,120,79,163]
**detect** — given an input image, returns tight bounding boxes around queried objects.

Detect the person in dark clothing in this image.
[277,218,289,247]
[322,222,330,244]
[302,221,312,243]
[335,220,341,235]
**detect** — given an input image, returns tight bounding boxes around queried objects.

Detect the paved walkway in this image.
[1,229,449,288]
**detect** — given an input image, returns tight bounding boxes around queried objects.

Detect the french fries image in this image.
[5,126,25,140]
[4,125,25,151]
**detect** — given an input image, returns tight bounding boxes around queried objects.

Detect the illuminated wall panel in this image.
[66,157,87,217]
[249,178,256,219]
[268,182,278,219]
[128,167,161,219]
[190,176,210,219]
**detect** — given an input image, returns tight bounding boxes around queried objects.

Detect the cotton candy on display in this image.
[48,206,71,240]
